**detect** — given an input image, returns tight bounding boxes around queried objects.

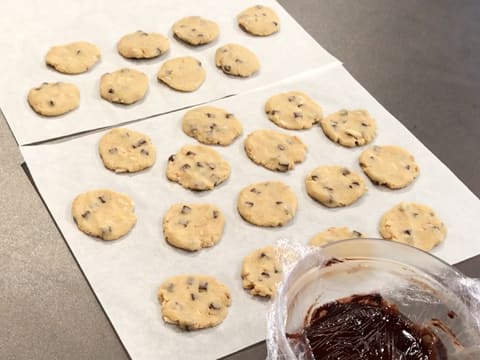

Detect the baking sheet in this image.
[21,64,480,359]
[0,0,339,145]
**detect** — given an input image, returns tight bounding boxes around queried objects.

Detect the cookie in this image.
[309,227,363,247]
[265,91,323,130]
[45,41,100,74]
[158,274,231,330]
[71,189,136,241]
[27,82,80,116]
[237,181,297,227]
[244,129,307,172]
[157,56,206,92]
[163,203,225,251]
[98,128,156,173]
[237,5,280,37]
[241,246,283,297]
[320,109,377,147]
[117,30,169,59]
[305,166,367,208]
[100,68,148,105]
[379,202,447,251]
[172,16,219,45]
[166,144,231,191]
[215,44,259,77]
[359,145,419,189]
[182,106,243,146]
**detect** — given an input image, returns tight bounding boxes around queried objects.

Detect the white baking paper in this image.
[21,64,480,360]
[0,0,339,145]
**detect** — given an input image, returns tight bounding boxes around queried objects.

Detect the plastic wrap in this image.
[266,239,480,359]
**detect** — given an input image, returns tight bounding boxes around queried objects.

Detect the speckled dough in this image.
[166,144,231,191]
[215,43,259,77]
[305,166,367,208]
[100,68,148,105]
[242,246,283,297]
[265,91,323,130]
[309,226,363,247]
[359,145,419,189]
[182,106,243,145]
[157,56,206,92]
[27,82,80,116]
[237,5,280,36]
[72,189,136,241]
[158,274,231,330]
[244,129,307,171]
[321,109,377,147]
[237,181,297,227]
[46,41,100,74]
[98,128,156,173]
[117,30,169,59]
[172,16,219,45]
[163,203,225,251]
[379,202,447,251]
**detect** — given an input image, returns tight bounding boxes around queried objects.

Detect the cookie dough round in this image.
[158,274,231,330]
[305,166,367,208]
[309,227,363,247]
[72,189,136,241]
[215,43,259,77]
[163,203,225,251]
[265,91,323,130]
[237,5,280,36]
[157,56,206,92]
[98,128,156,173]
[244,129,307,172]
[117,30,169,59]
[379,202,446,251]
[172,16,219,45]
[46,41,100,74]
[321,109,377,147]
[166,144,231,191]
[359,145,419,189]
[100,68,148,105]
[182,106,243,145]
[242,246,283,297]
[237,181,297,227]
[27,82,80,116]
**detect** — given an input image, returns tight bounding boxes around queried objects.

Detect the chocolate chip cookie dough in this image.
[172,16,219,45]
[46,41,100,74]
[27,82,80,116]
[309,226,363,247]
[237,5,280,36]
[157,56,206,92]
[215,43,259,77]
[117,30,169,59]
[100,68,148,105]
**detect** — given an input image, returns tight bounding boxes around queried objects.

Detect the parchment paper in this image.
[21,64,480,359]
[0,0,339,145]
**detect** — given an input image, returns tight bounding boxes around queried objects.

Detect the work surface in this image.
[1,0,479,359]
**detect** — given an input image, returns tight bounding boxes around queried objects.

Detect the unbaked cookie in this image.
[27,82,80,116]
[321,109,377,147]
[158,274,231,330]
[172,16,219,45]
[98,128,156,173]
[237,5,280,36]
[379,202,446,251]
[166,144,231,191]
[309,226,363,247]
[46,41,100,74]
[305,166,367,208]
[244,129,307,171]
[71,189,136,241]
[163,203,225,251]
[157,56,206,92]
[359,145,419,189]
[237,181,297,227]
[117,30,169,59]
[215,44,259,77]
[242,246,283,297]
[265,91,323,130]
[100,68,148,105]
[182,106,243,146]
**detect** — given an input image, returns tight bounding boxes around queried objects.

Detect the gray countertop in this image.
[1,1,479,359]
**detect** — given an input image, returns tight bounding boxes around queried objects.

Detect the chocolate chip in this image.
[293,112,303,118]
[413,212,419,217]
[270,110,280,115]
[287,96,296,102]
[223,65,231,72]
[209,303,221,310]
[190,293,197,301]
[209,123,217,131]
[406,165,411,170]
[107,88,114,94]
[261,271,270,278]
[186,151,196,156]
[250,188,260,194]
[235,58,243,63]
[274,268,280,274]
[167,283,174,292]
[132,139,147,149]
[353,230,362,237]
[404,229,412,235]
[277,144,286,151]
[101,226,112,236]
[331,121,338,128]
[245,201,254,207]
[191,28,197,32]
[181,205,191,214]
[98,196,107,204]
[275,201,283,205]
[342,169,351,176]
[140,149,149,156]
[361,122,369,127]
[196,162,204,168]
[324,186,334,192]
[351,181,360,186]
[260,252,268,258]
[156,47,162,54]
[49,100,55,107]
[76,49,81,55]
[181,163,191,170]
[197,33,204,38]
[226,113,234,119]
[311,175,319,181]
[108,147,118,154]
[213,210,219,219]
[354,140,360,146]
[168,154,176,162]
[273,21,278,26]
[207,163,216,170]
[198,282,208,292]
[206,112,215,118]
[81,210,90,219]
